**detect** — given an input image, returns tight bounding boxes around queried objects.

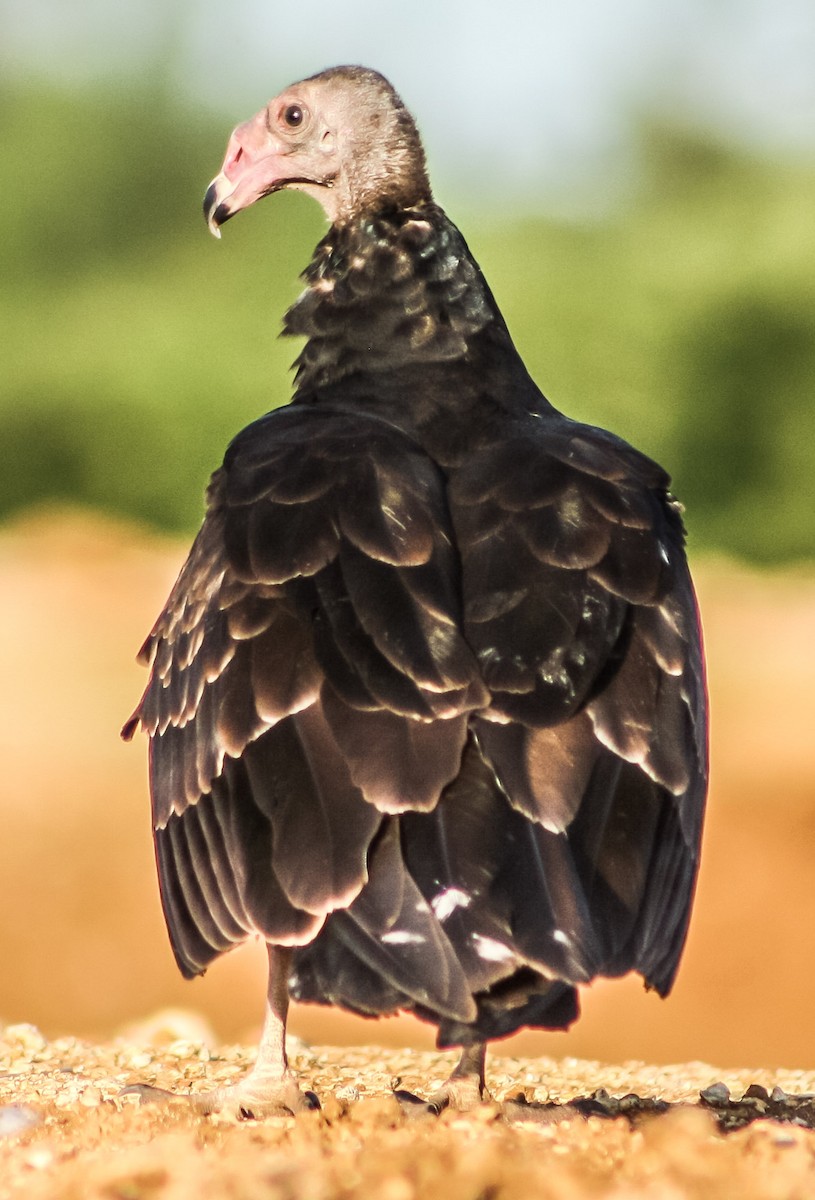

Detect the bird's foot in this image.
[122,1071,319,1119]
[393,1069,489,1116]
[429,1070,490,1113]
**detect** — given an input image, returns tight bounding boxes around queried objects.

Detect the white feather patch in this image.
[430,887,472,922]
[472,934,514,962]
[381,930,426,945]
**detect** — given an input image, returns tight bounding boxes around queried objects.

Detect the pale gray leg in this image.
[124,945,316,1117]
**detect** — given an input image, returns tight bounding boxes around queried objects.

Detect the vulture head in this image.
[204,66,432,235]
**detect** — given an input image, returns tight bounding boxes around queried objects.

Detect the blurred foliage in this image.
[1,79,813,560]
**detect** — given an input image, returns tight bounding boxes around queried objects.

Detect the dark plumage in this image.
[124,65,707,1114]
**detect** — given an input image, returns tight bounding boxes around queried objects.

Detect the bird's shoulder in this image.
[449,408,685,605]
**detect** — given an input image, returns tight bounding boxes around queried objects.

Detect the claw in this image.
[392,1088,442,1118]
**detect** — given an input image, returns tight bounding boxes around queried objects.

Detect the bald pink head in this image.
[204,66,432,235]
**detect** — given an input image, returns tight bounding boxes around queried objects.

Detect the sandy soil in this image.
[3,1022,815,1200]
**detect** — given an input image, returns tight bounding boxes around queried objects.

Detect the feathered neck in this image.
[283,204,509,394]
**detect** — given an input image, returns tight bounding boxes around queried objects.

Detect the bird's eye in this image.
[283,104,304,128]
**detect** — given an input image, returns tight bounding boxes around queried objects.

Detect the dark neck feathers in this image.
[284,205,511,393]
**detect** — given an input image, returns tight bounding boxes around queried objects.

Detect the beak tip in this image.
[203,179,225,239]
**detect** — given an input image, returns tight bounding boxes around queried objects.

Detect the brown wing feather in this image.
[447,425,707,996]
[125,408,487,976]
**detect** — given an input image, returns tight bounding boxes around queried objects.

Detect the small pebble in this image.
[127,1051,154,1071]
[1,1025,47,1054]
[700,1082,731,1105]
[166,1040,204,1060]
[0,1105,42,1137]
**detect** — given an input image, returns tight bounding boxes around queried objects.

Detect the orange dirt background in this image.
[1,507,813,1070]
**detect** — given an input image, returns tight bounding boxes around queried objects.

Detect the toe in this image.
[392,1088,442,1118]
[429,1076,490,1112]
[120,1076,319,1118]
[192,1077,320,1118]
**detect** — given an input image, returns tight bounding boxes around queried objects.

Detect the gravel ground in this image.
[2,1021,815,1199]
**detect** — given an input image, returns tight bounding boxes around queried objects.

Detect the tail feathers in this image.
[433,974,580,1048]
[292,821,476,1023]
[495,819,602,983]
[290,798,585,1043]
[400,741,526,996]
[291,736,605,1042]
[405,736,603,985]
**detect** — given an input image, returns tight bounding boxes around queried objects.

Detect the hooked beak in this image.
[202,111,289,238]
[203,105,339,237]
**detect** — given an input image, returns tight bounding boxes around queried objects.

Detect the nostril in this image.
[224,144,245,181]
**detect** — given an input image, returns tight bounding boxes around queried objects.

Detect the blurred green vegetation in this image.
[1,79,813,560]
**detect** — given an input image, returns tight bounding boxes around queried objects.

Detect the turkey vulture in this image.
[123,65,707,1115]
